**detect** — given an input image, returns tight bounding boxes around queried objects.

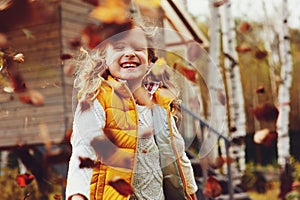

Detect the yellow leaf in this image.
[136,0,160,7]
[89,1,128,24]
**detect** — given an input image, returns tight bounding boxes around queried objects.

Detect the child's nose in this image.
[124,49,136,58]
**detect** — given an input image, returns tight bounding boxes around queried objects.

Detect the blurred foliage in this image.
[0,168,40,200]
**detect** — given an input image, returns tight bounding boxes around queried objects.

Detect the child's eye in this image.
[113,43,125,50]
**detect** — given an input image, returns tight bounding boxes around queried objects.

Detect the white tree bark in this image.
[276,0,293,166]
[219,0,247,174]
[207,0,227,167]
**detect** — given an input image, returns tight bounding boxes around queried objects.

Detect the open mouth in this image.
[120,62,140,69]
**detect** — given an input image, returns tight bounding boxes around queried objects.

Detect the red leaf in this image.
[251,103,279,121]
[263,131,277,147]
[16,173,35,187]
[236,43,252,53]
[203,176,222,198]
[239,22,251,32]
[173,62,197,83]
[18,90,45,106]
[108,176,134,197]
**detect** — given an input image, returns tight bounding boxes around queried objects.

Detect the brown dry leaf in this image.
[255,50,268,60]
[217,89,226,105]
[61,53,73,60]
[0,33,8,48]
[256,85,265,94]
[251,102,279,121]
[213,0,228,7]
[78,156,96,169]
[108,176,134,197]
[187,42,201,62]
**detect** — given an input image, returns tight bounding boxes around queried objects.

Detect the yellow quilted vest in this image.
[89,76,187,200]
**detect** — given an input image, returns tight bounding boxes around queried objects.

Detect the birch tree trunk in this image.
[276,0,293,166]
[207,0,228,169]
[219,0,247,175]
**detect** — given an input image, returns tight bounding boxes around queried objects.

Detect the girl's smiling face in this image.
[105,28,151,90]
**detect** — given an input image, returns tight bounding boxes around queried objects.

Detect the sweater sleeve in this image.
[65,100,106,200]
[170,116,198,194]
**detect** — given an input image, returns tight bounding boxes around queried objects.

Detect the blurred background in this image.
[0,0,299,199]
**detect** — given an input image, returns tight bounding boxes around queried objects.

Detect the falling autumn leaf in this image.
[0,32,8,48]
[254,128,270,144]
[61,53,73,60]
[79,156,97,169]
[136,0,160,8]
[13,53,25,63]
[203,176,222,198]
[255,50,268,60]
[90,136,117,161]
[108,176,134,197]
[251,102,279,121]
[217,89,226,105]
[16,173,35,187]
[53,194,63,200]
[213,0,228,7]
[173,61,197,83]
[263,131,277,147]
[187,42,201,62]
[236,43,252,53]
[89,1,129,24]
[0,0,13,11]
[212,156,234,169]
[18,89,45,106]
[229,126,237,132]
[256,85,265,94]
[22,29,35,39]
[239,22,251,32]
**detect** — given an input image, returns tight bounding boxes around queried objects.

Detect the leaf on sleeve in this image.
[79,156,96,169]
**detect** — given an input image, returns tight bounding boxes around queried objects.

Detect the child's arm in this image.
[66,100,106,200]
[170,115,198,198]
